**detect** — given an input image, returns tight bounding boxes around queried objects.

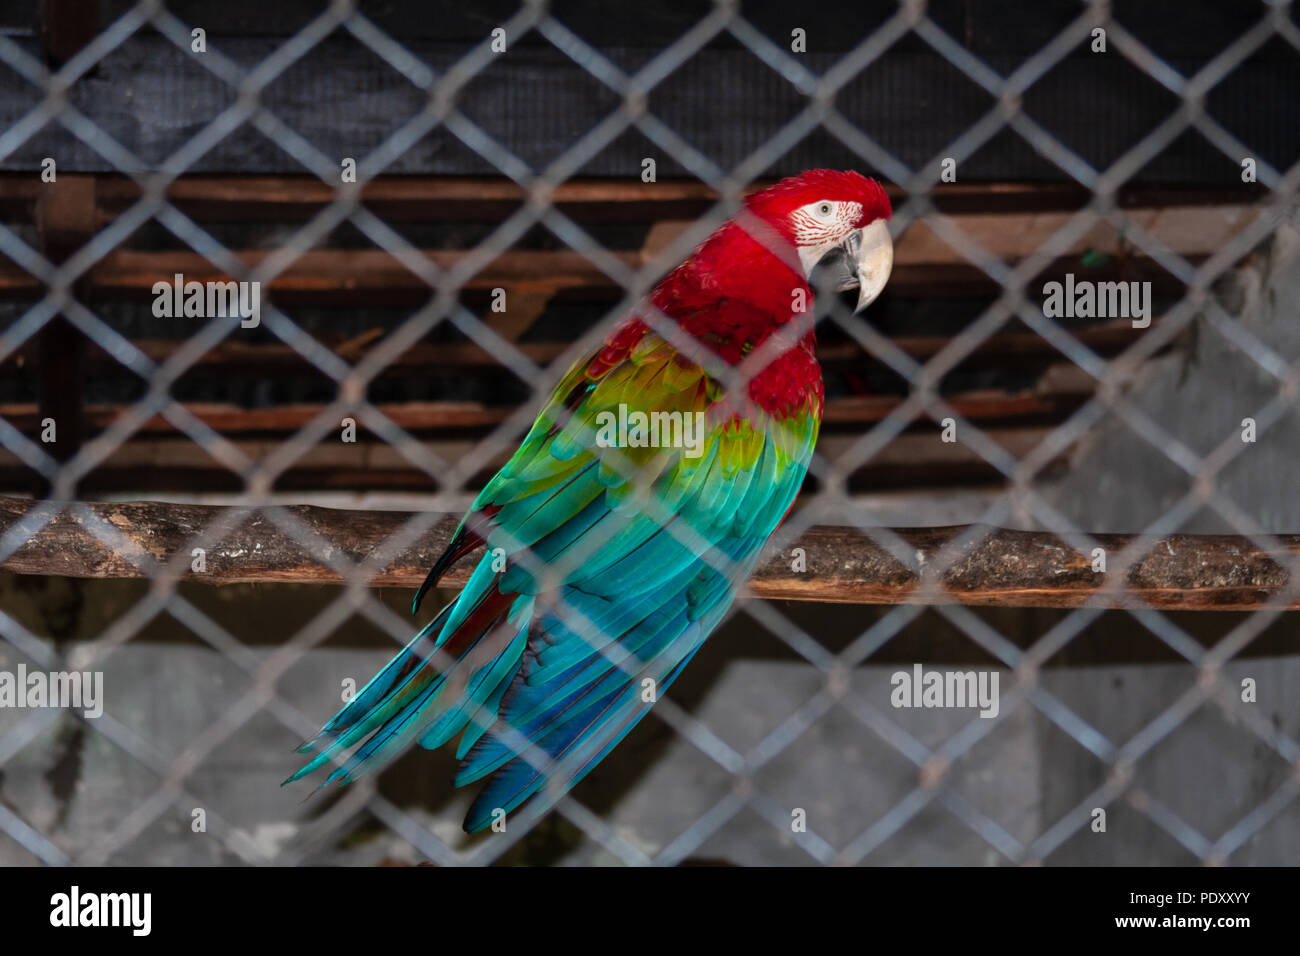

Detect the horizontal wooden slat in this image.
[72,175,1271,219]
[0,423,1064,494]
[0,173,1262,225]
[0,368,1094,433]
[0,248,1208,303]
[0,317,1157,373]
[91,248,641,299]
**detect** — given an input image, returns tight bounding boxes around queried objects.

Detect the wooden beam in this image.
[30,0,99,492]
[80,174,1264,221]
[1,495,1296,610]
[34,173,96,487]
[36,248,1192,303]
[40,0,98,67]
[0,425,1061,495]
[91,175,726,223]
[0,373,1094,434]
[86,248,641,305]
[0,318,1156,372]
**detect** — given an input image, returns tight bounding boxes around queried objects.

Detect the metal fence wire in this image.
[0,0,1298,866]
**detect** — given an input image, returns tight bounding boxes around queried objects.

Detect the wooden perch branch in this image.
[0,496,1297,610]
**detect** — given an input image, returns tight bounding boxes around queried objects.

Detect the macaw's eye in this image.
[817,202,832,217]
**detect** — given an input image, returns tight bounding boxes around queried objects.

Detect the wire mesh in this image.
[0,0,1297,865]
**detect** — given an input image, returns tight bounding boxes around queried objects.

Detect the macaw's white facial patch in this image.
[791,199,865,276]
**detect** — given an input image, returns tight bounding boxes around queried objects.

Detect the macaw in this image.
[287,169,894,832]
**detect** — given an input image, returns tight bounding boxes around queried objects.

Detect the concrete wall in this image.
[0,575,1295,865]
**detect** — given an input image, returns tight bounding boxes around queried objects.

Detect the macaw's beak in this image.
[821,219,894,314]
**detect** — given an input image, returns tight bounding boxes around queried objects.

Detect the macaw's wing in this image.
[288,328,820,832]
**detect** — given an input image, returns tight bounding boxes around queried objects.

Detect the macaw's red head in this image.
[740,168,894,314]
[656,169,894,335]
[625,169,893,380]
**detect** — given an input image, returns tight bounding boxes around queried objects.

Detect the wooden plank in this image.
[0,422,1055,467]
[41,0,99,66]
[0,372,1094,434]
[86,248,641,303]
[0,176,41,218]
[66,248,1201,303]
[92,175,727,222]
[1,318,1155,372]
[83,174,1266,221]
[0,261,41,294]
[1,495,1297,610]
[0,423,1062,494]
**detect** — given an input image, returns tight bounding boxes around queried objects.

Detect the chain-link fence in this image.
[0,0,1298,866]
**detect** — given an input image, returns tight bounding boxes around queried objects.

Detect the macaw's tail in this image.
[284,560,533,802]
[453,595,711,834]
[285,550,719,833]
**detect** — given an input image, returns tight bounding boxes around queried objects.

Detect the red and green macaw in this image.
[288,169,893,832]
